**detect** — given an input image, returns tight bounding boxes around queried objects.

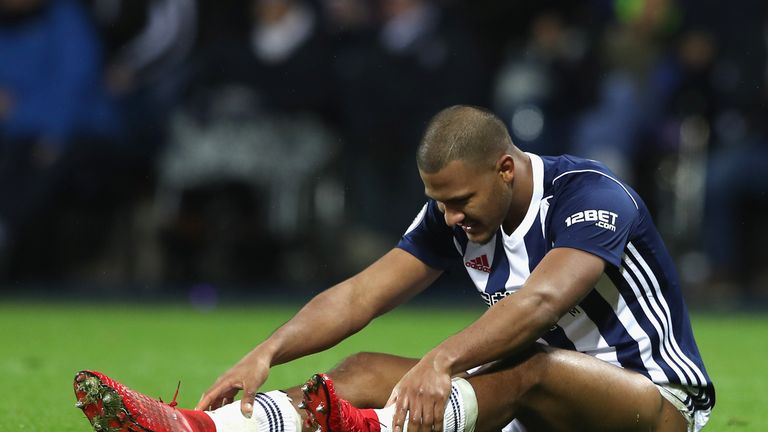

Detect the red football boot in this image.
[73,370,217,432]
[300,374,381,432]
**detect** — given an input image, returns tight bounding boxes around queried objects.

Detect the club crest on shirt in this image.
[565,209,618,232]
[480,289,514,307]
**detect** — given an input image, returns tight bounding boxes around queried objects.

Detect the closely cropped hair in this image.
[417,105,514,173]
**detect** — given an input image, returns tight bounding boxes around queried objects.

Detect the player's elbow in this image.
[522,292,562,334]
[336,278,380,332]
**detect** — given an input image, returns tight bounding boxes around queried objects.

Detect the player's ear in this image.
[497,154,514,183]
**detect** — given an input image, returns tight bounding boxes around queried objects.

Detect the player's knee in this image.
[473,345,550,407]
[647,383,675,429]
[328,352,387,394]
[327,352,397,408]
[331,352,380,377]
[520,346,557,402]
[619,381,682,431]
[513,347,575,405]
[513,345,551,391]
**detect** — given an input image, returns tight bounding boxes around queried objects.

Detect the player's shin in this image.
[376,378,478,432]
[302,374,478,432]
[208,391,303,432]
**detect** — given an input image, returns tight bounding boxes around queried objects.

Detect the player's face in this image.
[420,157,513,244]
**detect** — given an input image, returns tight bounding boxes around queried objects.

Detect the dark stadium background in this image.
[3,1,768,430]
[1,0,767,310]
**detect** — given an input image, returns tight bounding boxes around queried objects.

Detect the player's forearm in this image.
[431,249,603,374]
[258,280,375,366]
[254,249,438,367]
[428,292,559,375]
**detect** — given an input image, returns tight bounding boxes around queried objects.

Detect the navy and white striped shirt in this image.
[397,153,715,410]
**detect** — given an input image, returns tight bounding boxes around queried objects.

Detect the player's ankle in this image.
[339,400,381,432]
[208,390,303,432]
[301,373,381,432]
[374,378,477,432]
[182,409,219,431]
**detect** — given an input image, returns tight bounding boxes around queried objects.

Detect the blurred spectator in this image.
[195,0,250,48]
[693,0,768,302]
[621,0,767,303]
[334,0,490,244]
[320,0,376,77]
[0,0,121,279]
[189,0,335,120]
[152,0,341,283]
[571,0,678,183]
[701,137,768,302]
[649,29,719,235]
[0,0,120,144]
[90,0,197,163]
[493,8,599,158]
[0,0,764,305]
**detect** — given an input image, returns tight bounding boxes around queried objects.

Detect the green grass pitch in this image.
[0,301,765,430]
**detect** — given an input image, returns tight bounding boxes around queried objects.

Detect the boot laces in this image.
[159,381,182,408]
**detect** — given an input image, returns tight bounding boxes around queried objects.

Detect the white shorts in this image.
[498,384,712,432]
[655,384,712,432]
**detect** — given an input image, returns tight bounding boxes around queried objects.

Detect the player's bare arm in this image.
[389,247,605,432]
[196,248,442,416]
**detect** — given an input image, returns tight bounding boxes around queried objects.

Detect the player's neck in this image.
[501,153,533,235]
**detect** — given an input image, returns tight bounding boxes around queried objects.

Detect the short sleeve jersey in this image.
[397,154,714,410]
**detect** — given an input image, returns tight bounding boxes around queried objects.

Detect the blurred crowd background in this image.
[0,0,766,307]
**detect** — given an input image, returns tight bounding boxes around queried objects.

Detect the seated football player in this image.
[75,105,714,432]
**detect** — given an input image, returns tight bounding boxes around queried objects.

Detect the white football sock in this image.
[376,378,478,432]
[207,390,303,432]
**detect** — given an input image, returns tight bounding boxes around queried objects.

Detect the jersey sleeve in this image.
[548,173,639,267]
[396,200,461,270]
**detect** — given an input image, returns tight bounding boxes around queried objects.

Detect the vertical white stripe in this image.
[593,349,620,367]
[558,314,606,350]
[504,153,545,244]
[593,279,669,382]
[502,235,531,291]
[557,313,614,361]
[620,256,690,384]
[539,196,552,239]
[626,243,708,386]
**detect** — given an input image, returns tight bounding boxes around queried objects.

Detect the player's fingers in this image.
[391,396,409,432]
[407,395,424,432]
[196,381,240,411]
[411,409,426,432]
[431,399,444,432]
[196,378,228,410]
[240,387,257,418]
[419,400,437,432]
[209,391,232,411]
[196,391,217,411]
[195,385,219,410]
[385,387,399,407]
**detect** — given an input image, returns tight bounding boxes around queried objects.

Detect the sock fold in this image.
[448,378,478,432]
[208,390,302,432]
[375,378,478,432]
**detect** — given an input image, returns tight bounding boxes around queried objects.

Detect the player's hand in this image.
[386,356,452,432]
[195,348,271,417]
